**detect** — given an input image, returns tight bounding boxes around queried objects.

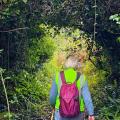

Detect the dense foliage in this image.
[0,0,120,120]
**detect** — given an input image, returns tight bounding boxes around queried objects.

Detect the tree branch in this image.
[0,27,30,33]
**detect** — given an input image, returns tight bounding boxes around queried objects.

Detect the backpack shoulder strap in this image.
[60,71,66,84]
[75,72,81,81]
[57,71,66,95]
[76,73,86,90]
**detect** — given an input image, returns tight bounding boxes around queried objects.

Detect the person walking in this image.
[49,52,95,120]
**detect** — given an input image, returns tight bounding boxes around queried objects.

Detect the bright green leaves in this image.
[2,0,15,3]
[14,70,48,105]
[110,14,120,25]
[25,24,56,69]
[22,0,27,3]
[116,37,120,43]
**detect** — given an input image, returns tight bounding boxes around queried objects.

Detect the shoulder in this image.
[76,72,86,80]
[81,74,87,80]
[76,73,87,89]
[80,73,87,84]
[55,71,60,85]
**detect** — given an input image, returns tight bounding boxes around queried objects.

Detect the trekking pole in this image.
[51,109,55,120]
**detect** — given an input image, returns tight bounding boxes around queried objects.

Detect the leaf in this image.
[4,112,12,118]
[0,68,5,74]
[92,5,97,8]
[22,0,27,3]
[116,37,120,43]
[116,21,120,25]
[0,49,3,53]
[108,96,115,104]
[3,0,7,3]
[5,77,11,80]
[109,14,118,20]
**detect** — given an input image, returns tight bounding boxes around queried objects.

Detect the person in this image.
[49,52,95,120]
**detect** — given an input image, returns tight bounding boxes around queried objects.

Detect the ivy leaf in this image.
[22,0,27,3]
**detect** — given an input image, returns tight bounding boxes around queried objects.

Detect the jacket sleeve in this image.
[81,81,94,115]
[49,79,58,107]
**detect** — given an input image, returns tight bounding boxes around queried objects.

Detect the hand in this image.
[88,115,95,120]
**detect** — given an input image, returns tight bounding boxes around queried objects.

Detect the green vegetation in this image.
[0,0,120,120]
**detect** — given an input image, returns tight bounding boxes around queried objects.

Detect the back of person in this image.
[49,52,95,120]
[55,68,86,120]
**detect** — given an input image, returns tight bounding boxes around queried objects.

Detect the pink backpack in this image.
[59,71,80,118]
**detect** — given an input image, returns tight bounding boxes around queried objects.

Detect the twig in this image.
[0,70,11,120]
[0,27,29,33]
[93,0,97,42]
